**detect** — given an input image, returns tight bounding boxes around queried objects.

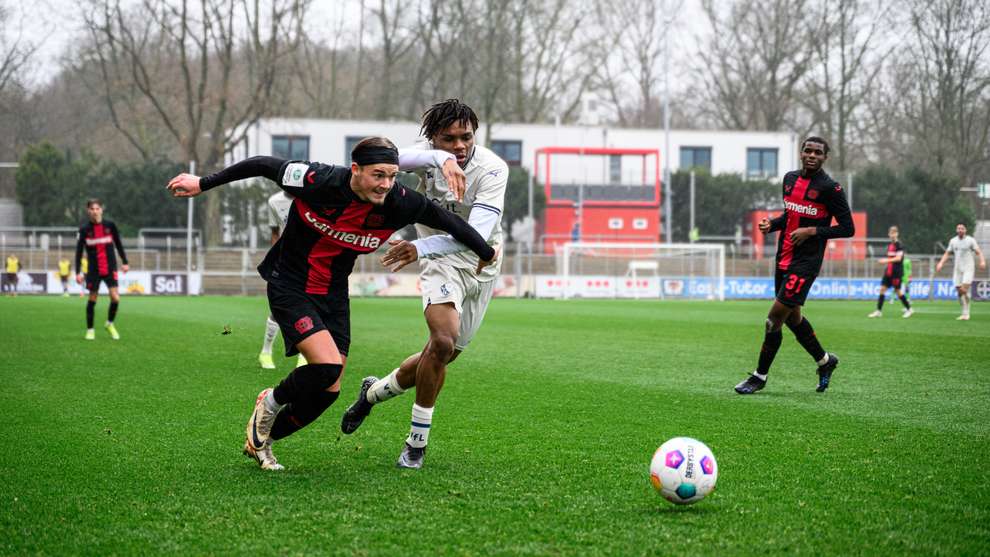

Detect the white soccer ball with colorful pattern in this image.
[649,437,718,505]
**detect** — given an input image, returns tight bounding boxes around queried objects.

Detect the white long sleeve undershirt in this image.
[412,205,500,258]
[398,148,455,170]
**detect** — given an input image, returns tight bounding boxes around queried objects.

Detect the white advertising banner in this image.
[30,271,203,295]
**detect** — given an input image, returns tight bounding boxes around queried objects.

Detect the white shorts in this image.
[419,259,496,351]
[953,266,974,287]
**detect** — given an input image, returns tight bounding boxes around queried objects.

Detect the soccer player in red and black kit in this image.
[75,199,129,341]
[735,137,854,394]
[868,225,912,318]
[166,137,497,471]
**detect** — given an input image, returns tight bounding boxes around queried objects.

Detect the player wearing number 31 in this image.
[734,137,854,395]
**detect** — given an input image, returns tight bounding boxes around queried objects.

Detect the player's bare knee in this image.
[426,333,457,362]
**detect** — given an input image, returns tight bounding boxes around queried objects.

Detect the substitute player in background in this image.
[935,224,986,320]
[75,199,129,340]
[735,137,854,395]
[57,257,72,296]
[166,137,495,472]
[340,99,507,469]
[868,226,912,318]
[257,191,308,370]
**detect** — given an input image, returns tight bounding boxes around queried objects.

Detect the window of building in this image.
[272,135,310,160]
[344,136,363,163]
[679,146,712,171]
[747,148,778,178]
[491,140,523,166]
[609,155,622,183]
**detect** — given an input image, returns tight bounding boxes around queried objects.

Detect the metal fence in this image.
[0,226,975,299]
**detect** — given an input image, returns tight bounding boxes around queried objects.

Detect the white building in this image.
[231,118,799,180]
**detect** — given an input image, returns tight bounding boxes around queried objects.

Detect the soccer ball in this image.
[649,437,718,505]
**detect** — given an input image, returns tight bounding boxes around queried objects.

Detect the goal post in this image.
[559,242,726,300]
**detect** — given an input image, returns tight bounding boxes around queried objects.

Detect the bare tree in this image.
[696,0,817,131]
[592,0,662,128]
[369,0,420,119]
[504,0,594,124]
[892,0,990,184]
[801,0,890,171]
[79,0,308,245]
[0,5,37,97]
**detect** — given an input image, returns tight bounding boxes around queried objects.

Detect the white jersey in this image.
[948,235,979,270]
[412,144,508,282]
[267,191,294,235]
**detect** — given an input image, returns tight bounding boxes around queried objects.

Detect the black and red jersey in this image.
[75,220,128,276]
[767,169,854,275]
[884,241,905,277]
[200,156,495,297]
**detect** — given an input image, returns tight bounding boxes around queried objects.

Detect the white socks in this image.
[753,371,768,381]
[407,404,434,448]
[816,354,830,366]
[264,390,284,412]
[367,369,406,404]
[961,294,971,316]
[261,316,279,354]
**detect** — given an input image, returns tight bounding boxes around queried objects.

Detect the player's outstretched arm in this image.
[168,156,286,197]
[413,200,495,268]
[976,243,987,269]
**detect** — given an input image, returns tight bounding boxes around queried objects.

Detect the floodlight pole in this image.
[187,160,195,273]
[662,9,672,243]
[689,170,696,240]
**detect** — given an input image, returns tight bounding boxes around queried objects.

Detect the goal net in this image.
[558,242,725,300]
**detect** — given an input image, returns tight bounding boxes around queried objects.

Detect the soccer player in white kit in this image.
[340,99,508,469]
[935,224,986,320]
[258,191,308,369]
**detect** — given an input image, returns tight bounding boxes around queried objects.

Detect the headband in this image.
[352,145,399,166]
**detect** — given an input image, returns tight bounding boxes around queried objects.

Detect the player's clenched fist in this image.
[167,174,203,197]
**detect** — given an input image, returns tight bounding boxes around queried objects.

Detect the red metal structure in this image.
[535,147,662,253]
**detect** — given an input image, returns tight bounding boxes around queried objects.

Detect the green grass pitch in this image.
[1,295,988,555]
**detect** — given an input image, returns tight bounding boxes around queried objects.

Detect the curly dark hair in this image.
[420,99,479,140]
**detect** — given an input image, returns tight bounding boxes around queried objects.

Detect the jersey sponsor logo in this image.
[294,316,314,334]
[283,163,309,188]
[85,236,113,246]
[303,211,382,249]
[784,200,819,216]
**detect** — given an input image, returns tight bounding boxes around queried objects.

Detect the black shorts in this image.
[775,269,817,307]
[86,272,118,291]
[266,281,350,357]
[881,274,903,289]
